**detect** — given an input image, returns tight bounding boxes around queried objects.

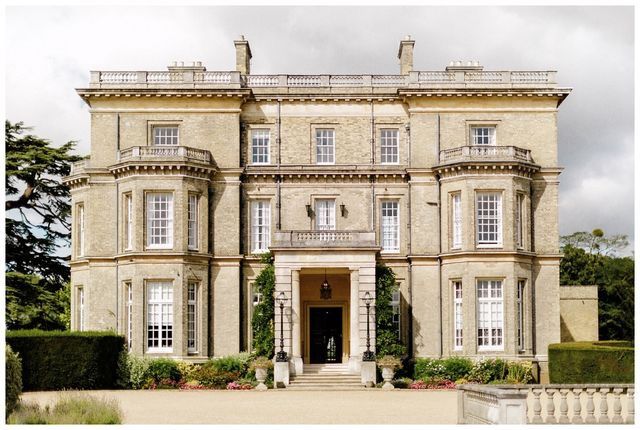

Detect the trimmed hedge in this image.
[6,330,125,391]
[6,345,23,418]
[549,341,634,384]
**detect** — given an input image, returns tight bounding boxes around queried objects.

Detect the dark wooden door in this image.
[309,307,342,363]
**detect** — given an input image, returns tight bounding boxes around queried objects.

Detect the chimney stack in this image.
[397,35,415,75]
[234,35,252,75]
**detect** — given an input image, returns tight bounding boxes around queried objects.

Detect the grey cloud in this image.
[5,5,634,252]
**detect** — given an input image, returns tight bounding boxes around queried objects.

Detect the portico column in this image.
[349,269,361,373]
[290,269,303,375]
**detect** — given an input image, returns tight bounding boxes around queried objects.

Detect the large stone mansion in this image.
[64,37,572,382]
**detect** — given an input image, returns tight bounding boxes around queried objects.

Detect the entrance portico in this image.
[271,231,378,376]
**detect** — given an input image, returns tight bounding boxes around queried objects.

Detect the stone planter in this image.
[381,366,395,390]
[255,367,268,391]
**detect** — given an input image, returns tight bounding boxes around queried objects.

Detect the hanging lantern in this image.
[320,270,332,300]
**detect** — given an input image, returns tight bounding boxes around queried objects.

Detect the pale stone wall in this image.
[66,42,568,381]
[559,285,599,342]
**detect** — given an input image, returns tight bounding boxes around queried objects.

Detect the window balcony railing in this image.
[117,146,212,164]
[439,145,533,165]
[272,230,377,249]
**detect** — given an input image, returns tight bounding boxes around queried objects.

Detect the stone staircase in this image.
[287,363,364,390]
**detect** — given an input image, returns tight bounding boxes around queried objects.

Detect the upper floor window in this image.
[147,281,173,352]
[153,126,179,146]
[452,193,462,249]
[188,194,199,250]
[476,192,502,247]
[380,129,399,164]
[251,129,270,164]
[76,203,85,257]
[516,193,525,249]
[381,201,400,252]
[251,200,271,253]
[453,280,463,350]
[471,126,496,145]
[477,279,503,350]
[315,199,335,230]
[146,193,174,249]
[124,194,133,251]
[316,129,335,164]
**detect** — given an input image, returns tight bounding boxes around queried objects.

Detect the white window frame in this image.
[315,199,336,230]
[452,193,462,249]
[77,286,85,331]
[470,126,496,146]
[125,282,133,351]
[251,129,270,165]
[380,128,399,164]
[251,200,271,253]
[516,193,524,249]
[145,192,174,249]
[477,279,504,351]
[381,200,400,253]
[453,280,463,350]
[146,281,174,353]
[391,287,401,340]
[187,282,198,354]
[476,192,502,248]
[517,279,525,351]
[315,129,335,165]
[153,126,179,146]
[124,194,133,251]
[77,203,85,257]
[188,194,199,251]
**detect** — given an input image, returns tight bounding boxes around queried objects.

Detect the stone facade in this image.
[64,37,571,381]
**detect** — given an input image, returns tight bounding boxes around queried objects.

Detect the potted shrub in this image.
[250,356,273,391]
[377,355,402,390]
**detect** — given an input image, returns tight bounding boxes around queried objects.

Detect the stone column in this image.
[290,269,303,375]
[349,269,361,373]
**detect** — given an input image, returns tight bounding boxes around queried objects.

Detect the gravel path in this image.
[21,389,458,424]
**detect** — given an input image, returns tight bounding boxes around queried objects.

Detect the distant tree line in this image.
[560,229,634,341]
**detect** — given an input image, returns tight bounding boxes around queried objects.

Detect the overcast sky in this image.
[5,6,635,253]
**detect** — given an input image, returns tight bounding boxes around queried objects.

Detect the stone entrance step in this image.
[287,363,365,391]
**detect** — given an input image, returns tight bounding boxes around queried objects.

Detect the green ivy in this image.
[375,264,407,358]
[251,253,275,358]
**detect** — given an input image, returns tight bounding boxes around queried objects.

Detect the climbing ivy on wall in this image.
[251,253,275,357]
[375,264,407,358]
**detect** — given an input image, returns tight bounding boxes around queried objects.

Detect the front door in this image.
[309,307,342,363]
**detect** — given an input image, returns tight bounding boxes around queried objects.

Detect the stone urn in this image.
[380,366,396,390]
[377,355,401,390]
[255,368,268,391]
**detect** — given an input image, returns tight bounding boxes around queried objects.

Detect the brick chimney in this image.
[234,35,252,75]
[397,35,415,75]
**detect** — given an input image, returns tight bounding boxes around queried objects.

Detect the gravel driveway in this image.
[21,389,458,424]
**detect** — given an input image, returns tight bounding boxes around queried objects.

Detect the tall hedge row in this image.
[6,330,125,391]
[549,341,634,384]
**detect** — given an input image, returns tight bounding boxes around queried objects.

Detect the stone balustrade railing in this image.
[117,146,212,163]
[439,145,533,164]
[69,159,88,175]
[89,70,557,89]
[272,230,377,249]
[458,384,634,425]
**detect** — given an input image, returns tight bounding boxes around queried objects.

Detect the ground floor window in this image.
[187,282,198,353]
[77,286,84,331]
[147,281,173,352]
[477,279,503,350]
[125,281,132,351]
[517,279,525,351]
[453,280,463,350]
[391,287,401,339]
